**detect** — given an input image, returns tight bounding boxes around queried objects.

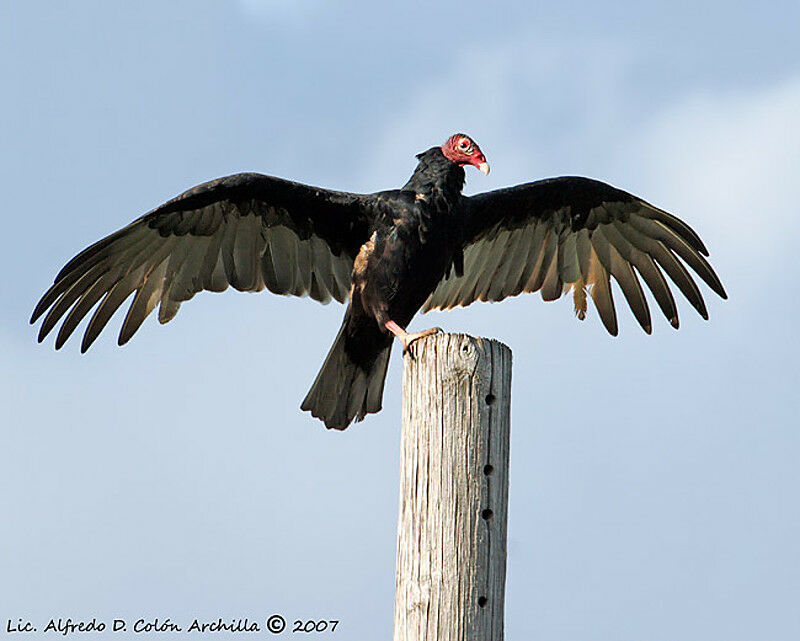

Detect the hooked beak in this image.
[477,161,490,176]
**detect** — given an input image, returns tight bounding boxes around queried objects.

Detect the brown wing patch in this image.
[572,278,587,320]
[353,231,377,280]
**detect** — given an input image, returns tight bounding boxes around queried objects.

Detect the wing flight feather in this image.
[32,173,374,350]
[423,176,725,334]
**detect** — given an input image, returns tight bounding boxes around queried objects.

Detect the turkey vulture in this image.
[32,133,726,429]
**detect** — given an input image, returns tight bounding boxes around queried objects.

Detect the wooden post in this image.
[394,333,512,641]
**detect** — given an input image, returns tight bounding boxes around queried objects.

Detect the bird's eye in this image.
[458,139,471,152]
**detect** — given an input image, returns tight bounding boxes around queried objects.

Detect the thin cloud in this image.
[634,76,800,267]
[364,35,800,303]
[359,33,634,190]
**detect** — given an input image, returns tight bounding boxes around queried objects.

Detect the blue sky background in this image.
[2,1,799,639]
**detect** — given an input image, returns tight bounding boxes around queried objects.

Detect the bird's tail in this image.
[300,319,391,430]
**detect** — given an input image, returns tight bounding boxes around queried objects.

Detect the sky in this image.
[2,1,799,639]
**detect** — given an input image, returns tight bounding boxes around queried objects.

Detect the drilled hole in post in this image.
[483,464,494,476]
[481,508,494,520]
[478,596,488,608]
[485,393,496,406]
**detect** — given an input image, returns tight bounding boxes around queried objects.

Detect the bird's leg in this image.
[385,320,443,355]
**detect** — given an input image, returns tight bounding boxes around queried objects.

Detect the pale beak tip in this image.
[478,162,490,176]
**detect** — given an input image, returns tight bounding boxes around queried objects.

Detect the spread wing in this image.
[422,177,726,335]
[32,173,375,351]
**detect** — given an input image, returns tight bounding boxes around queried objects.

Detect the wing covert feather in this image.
[33,173,375,349]
[423,176,725,334]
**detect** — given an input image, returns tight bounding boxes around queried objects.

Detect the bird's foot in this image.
[401,327,443,355]
[384,321,443,356]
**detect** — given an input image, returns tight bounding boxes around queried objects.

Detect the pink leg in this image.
[385,320,442,353]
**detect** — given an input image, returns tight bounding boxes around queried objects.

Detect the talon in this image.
[385,321,443,356]
[406,326,443,347]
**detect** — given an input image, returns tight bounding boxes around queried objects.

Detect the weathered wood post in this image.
[394,333,512,641]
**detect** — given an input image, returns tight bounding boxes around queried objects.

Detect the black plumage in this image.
[32,133,726,429]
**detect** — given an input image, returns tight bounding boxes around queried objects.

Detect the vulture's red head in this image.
[441,133,490,175]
